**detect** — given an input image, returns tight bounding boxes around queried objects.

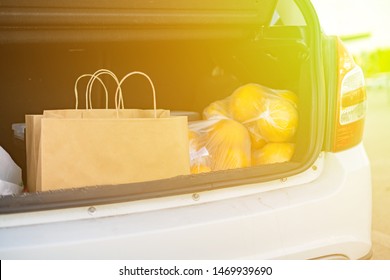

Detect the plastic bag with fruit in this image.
[188,119,251,173]
[202,83,298,166]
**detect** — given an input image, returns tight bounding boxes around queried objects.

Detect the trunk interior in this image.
[0,0,320,211]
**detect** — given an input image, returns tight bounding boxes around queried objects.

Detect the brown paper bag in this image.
[43,108,170,119]
[26,70,190,191]
[38,116,189,190]
[25,115,43,192]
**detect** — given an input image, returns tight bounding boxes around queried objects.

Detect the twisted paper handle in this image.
[115,71,157,118]
[74,69,157,118]
[74,69,124,110]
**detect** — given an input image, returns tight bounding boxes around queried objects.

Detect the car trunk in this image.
[0,0,323,212]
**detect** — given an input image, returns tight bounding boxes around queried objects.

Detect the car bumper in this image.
[0,144,371,259]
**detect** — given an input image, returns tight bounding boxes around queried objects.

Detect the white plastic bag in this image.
[0,146,23,196]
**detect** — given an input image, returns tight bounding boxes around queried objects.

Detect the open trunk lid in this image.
[0,0,277,43]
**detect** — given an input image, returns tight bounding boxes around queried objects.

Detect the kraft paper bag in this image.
[38,116,189,190]
[26,69,191,191]
[25,114,43,192]
[43,108,170,119]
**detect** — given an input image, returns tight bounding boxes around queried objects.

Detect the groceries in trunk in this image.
[20,69,298,191]
[189,83,298,173]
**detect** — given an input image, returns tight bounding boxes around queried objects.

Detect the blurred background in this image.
[312,0,390,259]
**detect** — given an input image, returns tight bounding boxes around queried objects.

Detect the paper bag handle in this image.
[74,73,107,109]
[74,69,156,117]
[115,71,157,118]
[74,69,125,110]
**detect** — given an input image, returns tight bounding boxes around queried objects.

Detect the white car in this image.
[0,0,371,259]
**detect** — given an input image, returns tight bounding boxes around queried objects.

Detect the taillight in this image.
[332,38,366,152]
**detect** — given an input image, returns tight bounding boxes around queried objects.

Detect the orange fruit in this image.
[191,164,212,174]
[206,119,250,146]
[229,83,266,122]
[212,148,251,171]
[205,119,251,171]
[202,100,230,120]
[255,97,298,142]
[249,131,267,150]
[252,143,295,166]
[188,128,212,172]
[275,89,298,107]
